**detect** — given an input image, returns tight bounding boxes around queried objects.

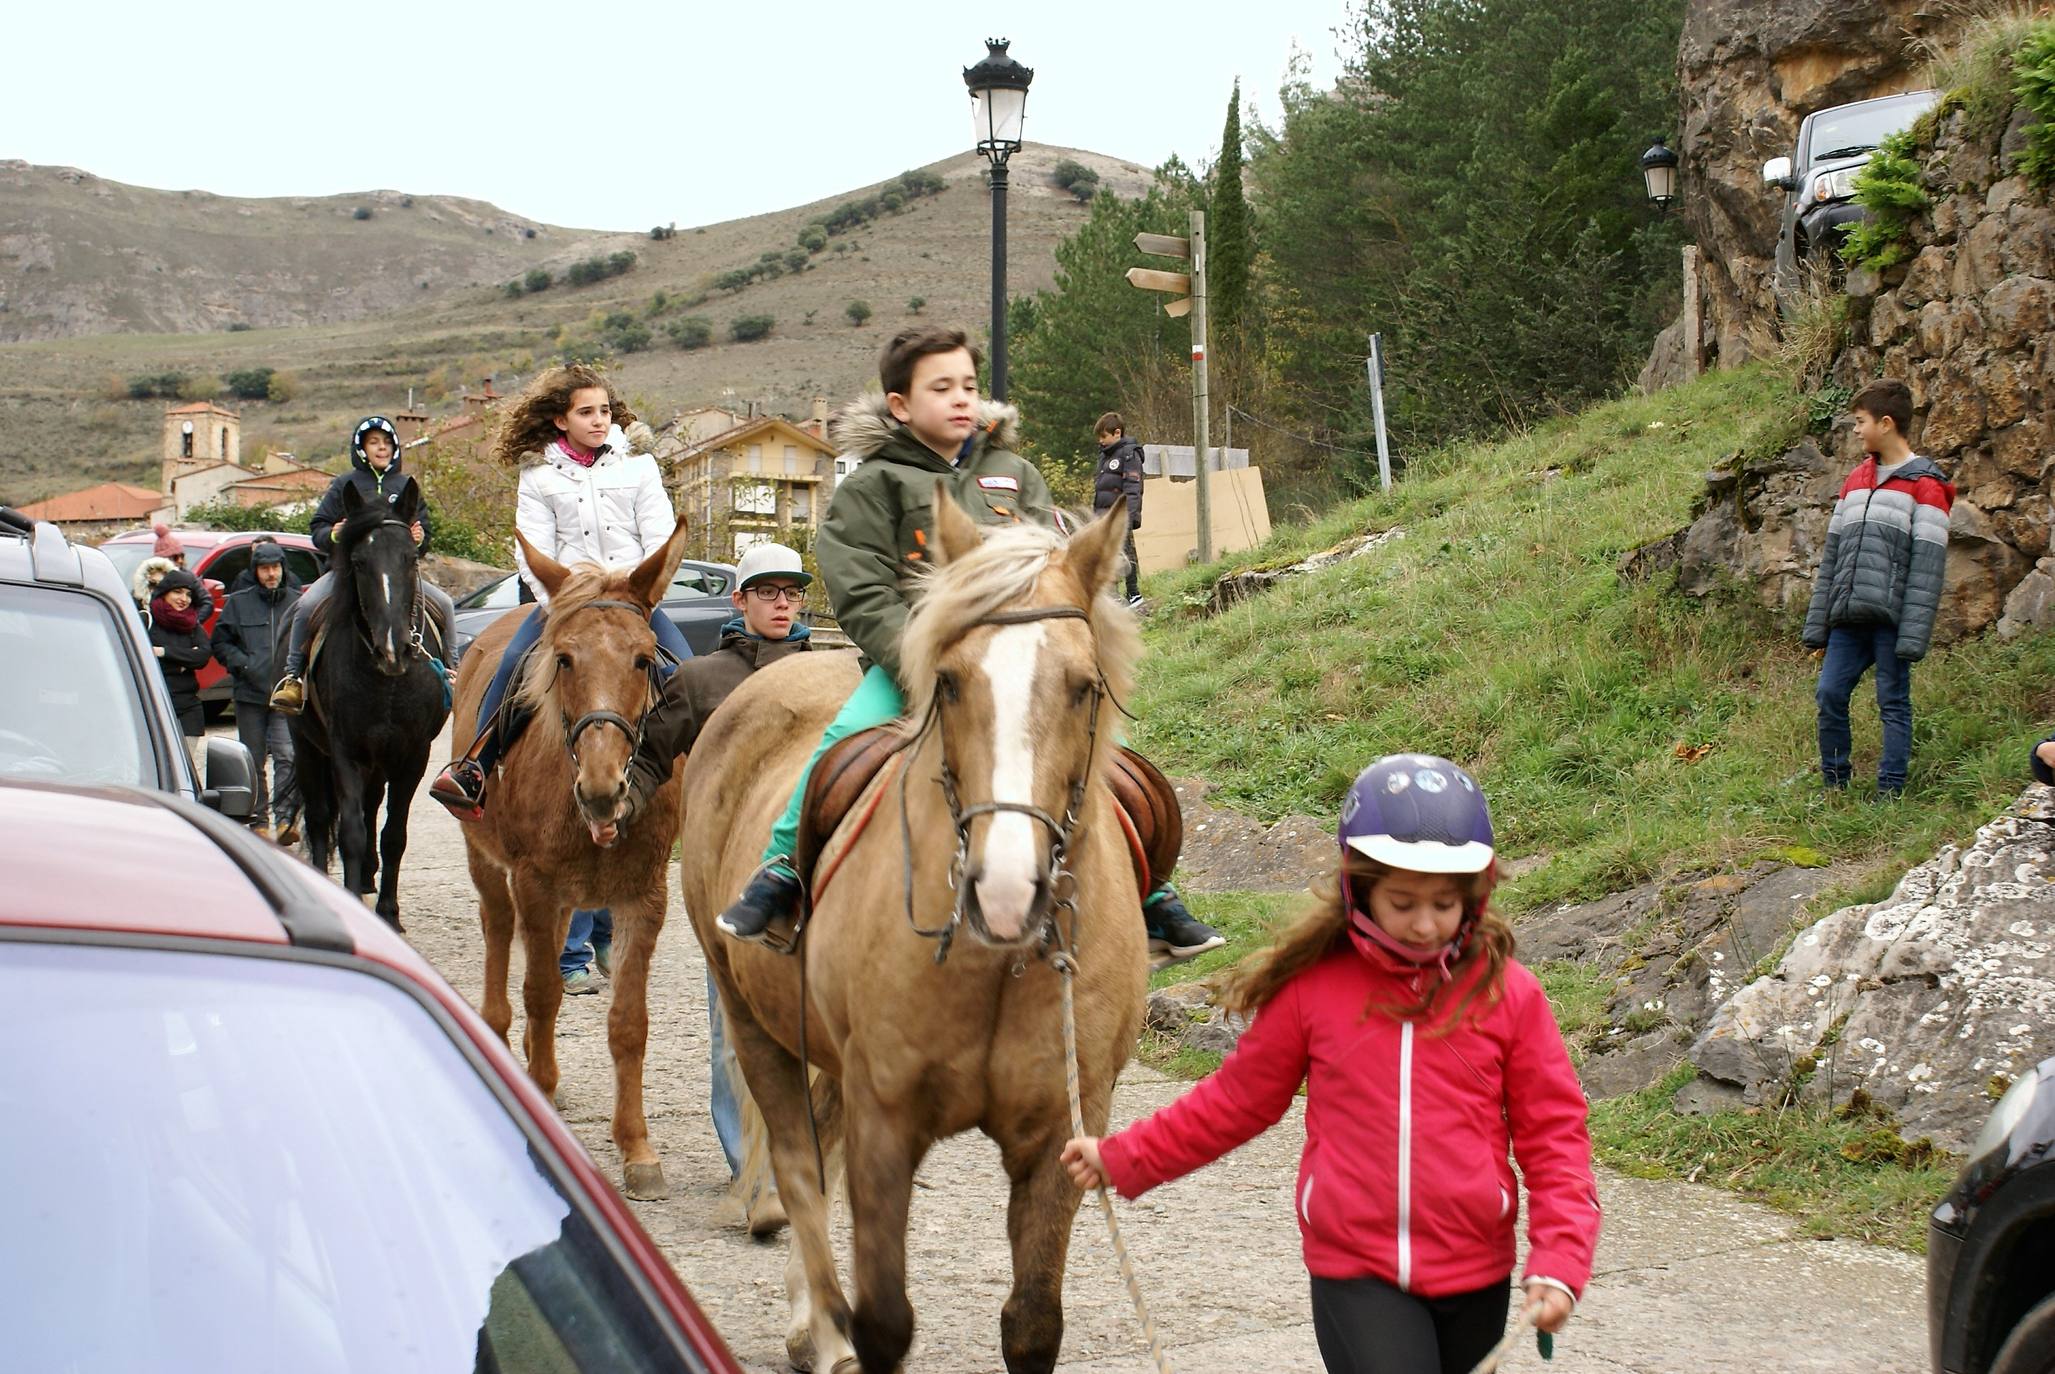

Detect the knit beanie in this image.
[151,523,183,559]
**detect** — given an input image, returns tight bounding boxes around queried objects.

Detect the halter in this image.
[896,604,1106,965]
[346,519,431,660]
[551,598,665,770]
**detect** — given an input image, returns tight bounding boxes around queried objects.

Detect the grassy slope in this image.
[1133,365,2054,1249]
[0,146,1150,503]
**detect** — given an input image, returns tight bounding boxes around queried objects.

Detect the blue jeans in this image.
[478,604,691,771]
[560,907,613,976]
[705,969,744,1178]
[1817,623,1912,791]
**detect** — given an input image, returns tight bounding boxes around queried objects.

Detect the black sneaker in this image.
[1145,891,1226,962]
[717,863,802,946]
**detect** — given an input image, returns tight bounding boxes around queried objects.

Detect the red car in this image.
[99,527,323,709]
[0,780,741,1374]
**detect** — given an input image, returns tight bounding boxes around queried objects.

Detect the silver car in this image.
[1762,88,1938,302]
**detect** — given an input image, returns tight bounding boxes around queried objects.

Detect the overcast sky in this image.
[14,1,1351,231]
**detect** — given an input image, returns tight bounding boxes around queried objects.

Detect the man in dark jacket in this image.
[1093,411,1145,606]
[211,541,301,840]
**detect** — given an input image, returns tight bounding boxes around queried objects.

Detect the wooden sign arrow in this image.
[1132,232,1191,260]
[1162,297,1192,318]
[1125,266,1192,294]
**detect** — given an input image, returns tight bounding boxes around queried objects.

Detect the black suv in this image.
[0,508,253,814]
[1930,1055,2055,1373]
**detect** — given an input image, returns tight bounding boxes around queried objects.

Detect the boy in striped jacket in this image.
[1802,379,1955,799]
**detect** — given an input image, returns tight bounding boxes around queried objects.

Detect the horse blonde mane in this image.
[898,521,1141,731]
[511,563,620,717]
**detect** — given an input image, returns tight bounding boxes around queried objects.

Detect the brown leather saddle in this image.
[794,727,1184,901]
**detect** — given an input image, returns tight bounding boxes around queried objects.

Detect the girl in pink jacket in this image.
[1063,755,1599,1374]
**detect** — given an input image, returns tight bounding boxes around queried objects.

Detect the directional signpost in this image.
[1127,211,1211,561]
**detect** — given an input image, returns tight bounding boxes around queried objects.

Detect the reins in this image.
[548,597,665,770]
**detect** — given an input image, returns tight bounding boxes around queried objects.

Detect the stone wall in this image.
[1678,0,1956,367]
[1676,98,2055,646]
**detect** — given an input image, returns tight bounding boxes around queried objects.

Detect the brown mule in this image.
[680,492,1148,1373]
[450,521,691,1200]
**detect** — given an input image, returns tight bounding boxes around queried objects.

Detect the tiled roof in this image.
[18,482,166,522]
[165,401,239,417]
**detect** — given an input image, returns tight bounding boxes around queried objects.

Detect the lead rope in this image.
[1052,950,1174,1374]
[1465,1304,1537,1374]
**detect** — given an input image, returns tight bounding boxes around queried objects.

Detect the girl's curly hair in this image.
[492,364,638,468]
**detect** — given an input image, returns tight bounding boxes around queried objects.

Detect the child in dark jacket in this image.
[1062,755,1599,1374]
[1093,411,1145,605]
[148,567,214,768]
[1802,379,1954,798]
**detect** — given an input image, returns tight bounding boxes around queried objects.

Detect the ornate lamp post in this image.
[964,38,1033,401]
[1641,136,1681,212]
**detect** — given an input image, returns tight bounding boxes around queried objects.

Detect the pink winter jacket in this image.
[1099,946,1600,1298]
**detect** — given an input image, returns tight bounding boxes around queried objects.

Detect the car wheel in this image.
[1992,1292,2055,1374]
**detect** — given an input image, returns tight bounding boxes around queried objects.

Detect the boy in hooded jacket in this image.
[270,417,457,713]
[1801,379,1954,798]
[1093,411,1145,605]
[714,327,1225,964]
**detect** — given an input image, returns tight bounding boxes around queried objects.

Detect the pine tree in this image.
[1210,80,1253,337]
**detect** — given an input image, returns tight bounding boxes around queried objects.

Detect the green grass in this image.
[1590,1068,1956,1251]
[1533,961,1615,1066]
[1134,364,2055,919]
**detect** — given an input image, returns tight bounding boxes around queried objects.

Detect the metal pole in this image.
[990,160,1010,402]
[1367,332,1392,492]
[1190,209,1212,563]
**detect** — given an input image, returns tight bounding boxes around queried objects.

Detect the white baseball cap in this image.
[734,543,813,590]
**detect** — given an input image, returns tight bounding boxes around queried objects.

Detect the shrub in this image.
[667,316,714,349]
[126,371,188,399]
[846,299,873,326]
[184,500,314,534]
[1840,128,1930,271]
[2016,24,2055,187]
[880,188,906,212]
[598,311,653,353]
[798,224,828,252]
[352,206,372,221]
[730,314,776,342]
[1052,158,1101,202]
[908,295,926,315]
[223,367,276,400]
[784,247,810,273]
[649,223,676,240]
[266,371,299,403]
[225,321,253,332]
[566,258,603,286]
[177,374,224,402]
[897,168,946,197]
[524,267,552,293]
[608,249,637,275]
[504,279,526,298]
[715,267,753,293]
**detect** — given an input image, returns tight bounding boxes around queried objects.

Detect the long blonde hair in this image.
[492,364,638,468]
[1219,854,1513,1031]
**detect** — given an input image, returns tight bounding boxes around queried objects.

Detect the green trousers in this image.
[763,665,1174,910]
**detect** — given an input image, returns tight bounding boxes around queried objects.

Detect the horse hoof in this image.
[827,1359,863,1374]
[622,1161,668,1200]
[784,1332,815,1372]
[360,894,376,909]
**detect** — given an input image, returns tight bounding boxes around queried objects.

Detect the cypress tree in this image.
[1210,80,1253,336]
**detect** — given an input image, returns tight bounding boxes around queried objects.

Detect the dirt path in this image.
[372,724,1928,1373]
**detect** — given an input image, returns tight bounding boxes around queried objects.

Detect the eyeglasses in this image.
[747,584,806,603]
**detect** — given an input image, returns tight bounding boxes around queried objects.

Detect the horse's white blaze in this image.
[974,622,1045,938]
[380,572,396,657]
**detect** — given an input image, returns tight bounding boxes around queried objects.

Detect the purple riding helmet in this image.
[1337,754,1497,975]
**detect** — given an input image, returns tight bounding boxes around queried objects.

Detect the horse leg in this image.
[605,882,669,1200]
[511,873,573,1101]
[843,1064,927,1374]
[299,746,333,874]
[468,846,515,1045]
[997,1126,1087,1374]
[334,762,374,898]
[725,1010,858,1374]
[374,759,425,928]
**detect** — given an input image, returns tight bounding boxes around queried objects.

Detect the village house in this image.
[15,482,171,544]
[667,407,838,560]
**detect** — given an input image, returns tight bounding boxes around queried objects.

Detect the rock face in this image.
[1689,788,2055,1151]
[1675,101,2055,643]
[1678,0,1957,367]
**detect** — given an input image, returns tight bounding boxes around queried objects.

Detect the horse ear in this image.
[930,481,982,566]
[624,514,692,611]
[341,483,365,514]
[1066,501,1131,603]
[516,529,572,600]
[392,476,421,525]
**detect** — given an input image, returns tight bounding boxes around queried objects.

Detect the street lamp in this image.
[964,38,1033,401]
[1640,136,1680,212]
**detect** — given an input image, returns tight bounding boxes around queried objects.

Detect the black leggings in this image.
[1309,1273,1511,1374]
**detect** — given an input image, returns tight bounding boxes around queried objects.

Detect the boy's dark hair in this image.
[1095,411,1125,438]
[880,327,981,398]
[1851,379,1914,435]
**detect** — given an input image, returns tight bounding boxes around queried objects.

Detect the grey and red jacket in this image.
[1802,454,1954,660]
[1097,946,1599,1299]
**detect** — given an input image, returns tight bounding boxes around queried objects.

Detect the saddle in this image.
[794,728,1185,903]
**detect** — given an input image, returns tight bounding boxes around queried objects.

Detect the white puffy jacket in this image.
[514,423,676,605]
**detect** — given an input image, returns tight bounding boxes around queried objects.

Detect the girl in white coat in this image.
[430,363,689,818]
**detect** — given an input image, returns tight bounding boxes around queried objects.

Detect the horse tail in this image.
[731,1050,844,1210]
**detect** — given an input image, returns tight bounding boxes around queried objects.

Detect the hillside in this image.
[0,161,592,340]
[0,145,1152,502]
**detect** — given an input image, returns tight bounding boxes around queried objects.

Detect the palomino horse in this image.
[680,493,1147,1374]
[287,477,450,927]
[451,522,691,1199]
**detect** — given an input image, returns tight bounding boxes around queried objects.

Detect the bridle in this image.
[551,598,666,771]
[345,519,431,661]
[896,604,1109,965]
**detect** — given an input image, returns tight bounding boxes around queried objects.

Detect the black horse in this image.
[284,478,450,927]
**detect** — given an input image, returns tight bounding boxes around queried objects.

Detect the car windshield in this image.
[0,584,156,788]
[1808,94,1934,162]
[99,541,154,588]
[0,946,701,1374]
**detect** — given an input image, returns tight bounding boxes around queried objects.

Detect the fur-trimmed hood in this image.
[827,393,1021,466]
[517,420,657,470]
[132,555,180,605]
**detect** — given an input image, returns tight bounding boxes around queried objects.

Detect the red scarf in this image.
[554,437,601,468]
[151,595,199,634]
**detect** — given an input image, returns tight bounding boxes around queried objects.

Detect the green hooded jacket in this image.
[817,394,1056,684]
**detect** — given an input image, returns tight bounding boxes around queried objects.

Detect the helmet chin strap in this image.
[1344,876,1473,982]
